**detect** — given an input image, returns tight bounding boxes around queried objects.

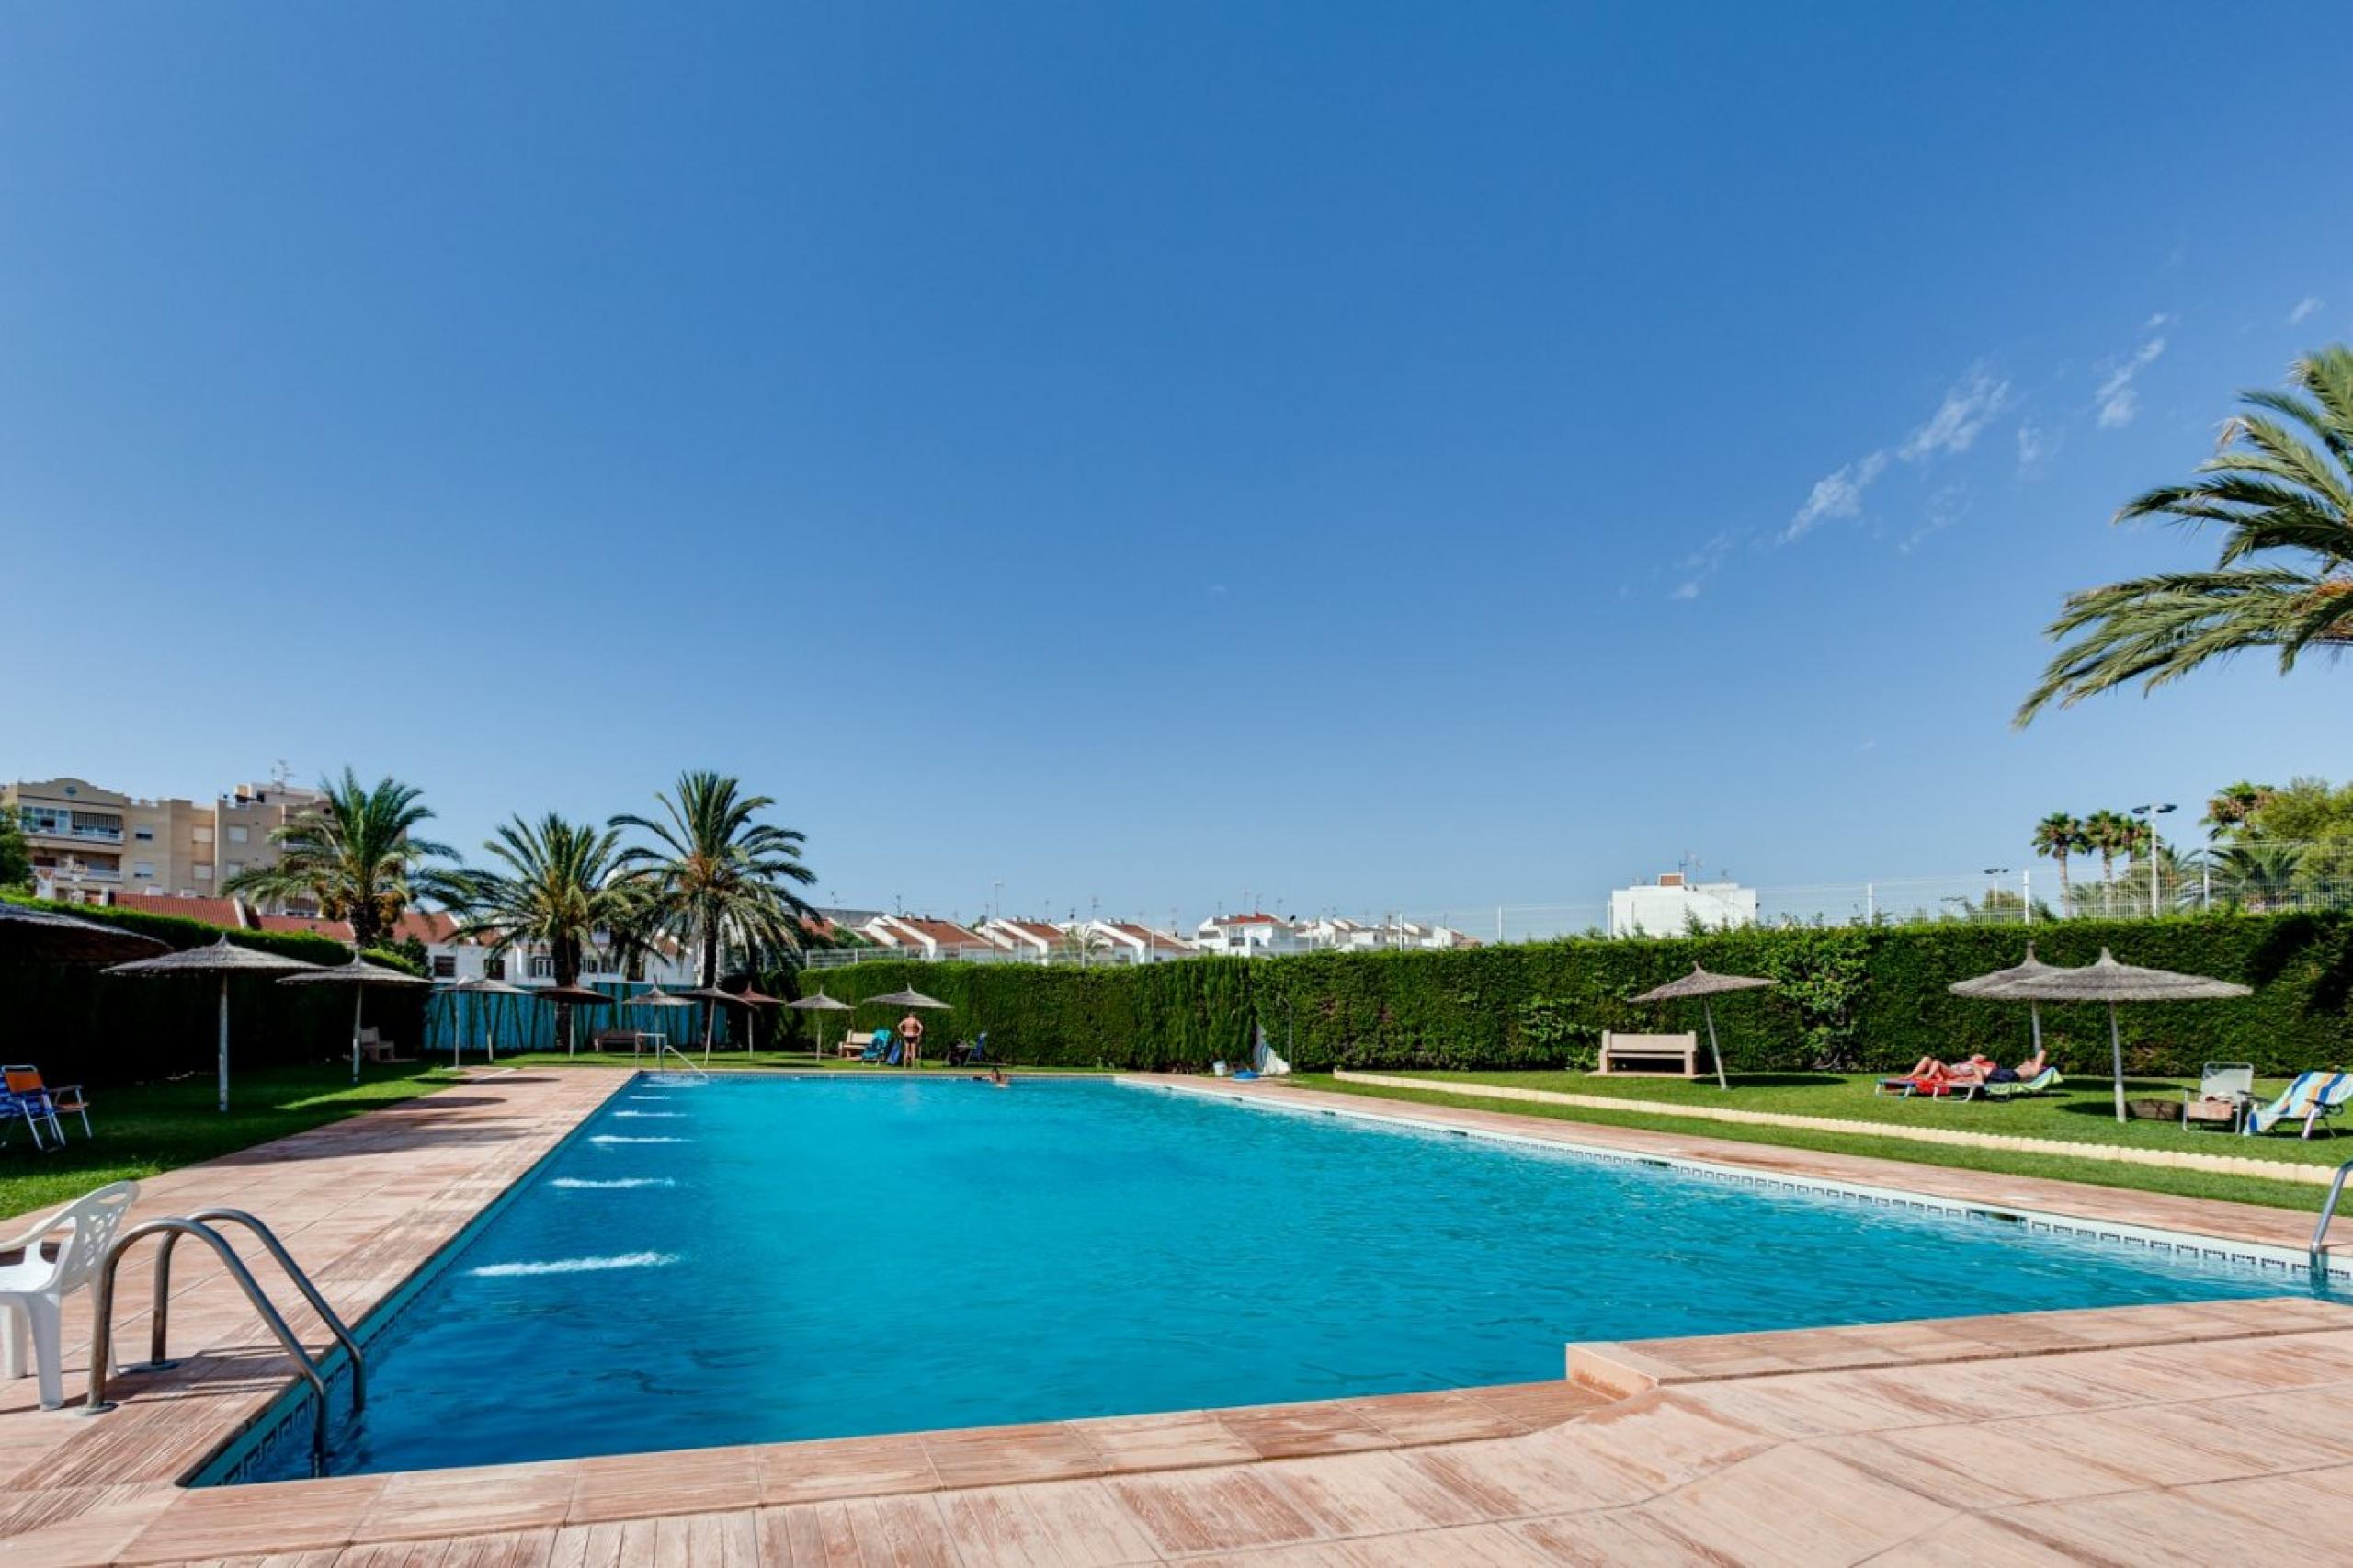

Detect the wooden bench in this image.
[591,1028,645,1057]
[1596,1030,1705,1078]
[840,1029,878,1060]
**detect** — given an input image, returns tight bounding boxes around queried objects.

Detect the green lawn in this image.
[1296,1072,2339,1214]
[1357,1068,2353,1165]
[0,1062,467,1221]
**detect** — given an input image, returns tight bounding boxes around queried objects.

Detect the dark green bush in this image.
[789,915,2353,1077]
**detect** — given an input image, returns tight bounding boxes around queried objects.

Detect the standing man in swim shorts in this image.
[899,1009,925,1069]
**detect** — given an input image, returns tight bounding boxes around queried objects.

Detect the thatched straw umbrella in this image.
[0,903,166,965]
[1999,949,2251,1123]
[1629,964,1772,1092]
[1947,941,2071,1060]
[866,987,951,1010]
[107,937,324,1112]
[438,975,529,1067]
[530,982,610,1056]
[620,984,694,1060]
[730,981,784,1054]
[678,985,750,1060]
[278,954,435,1083]
[785,989,852,1063]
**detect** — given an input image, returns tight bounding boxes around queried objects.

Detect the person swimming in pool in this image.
[898,1010,925,1068]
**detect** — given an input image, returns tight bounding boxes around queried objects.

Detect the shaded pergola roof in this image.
[0,902,167,965]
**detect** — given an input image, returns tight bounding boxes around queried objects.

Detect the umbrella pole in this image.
[352,986,365,1084]
[218,976,231,1113]
[2109,1001,2126,1124]
[1705,1001,1729,1092]
[2029,1002,2043,1059]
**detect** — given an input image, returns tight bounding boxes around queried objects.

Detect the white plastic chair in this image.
[0,1180,139,1408]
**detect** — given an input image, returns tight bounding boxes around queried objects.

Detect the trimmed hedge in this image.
[786,915,2353,1077]
[2,895,430,1088]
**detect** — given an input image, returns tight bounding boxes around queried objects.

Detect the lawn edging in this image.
[1331,1069,2336,1187]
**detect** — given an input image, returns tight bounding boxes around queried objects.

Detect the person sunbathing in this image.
[1902,1053,1998,1087]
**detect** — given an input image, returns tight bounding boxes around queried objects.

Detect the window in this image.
[529,955,555,979]
[227,825,248,845]
[133,861,154,879]
[483,957,506,980]
[430,954,457,979]
[193,864,212,881]
[224,861,243,877]
[133,826,154,842]
[192,827,213,844]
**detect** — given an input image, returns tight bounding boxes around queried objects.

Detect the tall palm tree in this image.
[456,814,633,1051]
[2019,347,2353,722]
[2202,780,2276,840]
[611,771,818,988]
[2029,812,2086,913]
[2081,809,2131,913]
[223,768,460,949]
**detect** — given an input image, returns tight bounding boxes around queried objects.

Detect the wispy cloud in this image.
[2291,296,2324,325]
[1897,369,2010,461]
[1782,450,1888,543]
[2095,335,2166,429]
[1899,483,1970,555]
[1669,528,1742,601]
[2015,424,2056,469]
[1781,368,2006,545]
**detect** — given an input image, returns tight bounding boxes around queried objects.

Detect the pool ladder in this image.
[2312,1159,2353,1278]
[81,1209,364,1474]
[648,1041,711,1083]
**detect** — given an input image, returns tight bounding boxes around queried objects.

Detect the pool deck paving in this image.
[3,1069,2352,1563]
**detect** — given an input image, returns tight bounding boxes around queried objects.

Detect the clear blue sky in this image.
[5,5,2348,927]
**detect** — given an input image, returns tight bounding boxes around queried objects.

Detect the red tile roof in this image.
[1211,912,1286,926]
[387,910,460,945]
[108,892,248,929]
[257,914,356,940]
[990,919,1064,947]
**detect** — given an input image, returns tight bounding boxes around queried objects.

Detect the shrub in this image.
[789,914,2353,1077]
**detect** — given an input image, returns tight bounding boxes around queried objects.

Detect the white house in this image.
[1608,873,1759,938]
[1084,920,1198,963]
[1192,913,1312,957]
[979,917,1065,960]
[861,914,999,961]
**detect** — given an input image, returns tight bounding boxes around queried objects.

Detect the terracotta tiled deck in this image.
[5,1068,2352,1564]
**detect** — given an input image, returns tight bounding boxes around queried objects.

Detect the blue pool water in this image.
[229,1075,2302,1480]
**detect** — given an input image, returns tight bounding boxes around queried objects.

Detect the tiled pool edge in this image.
[188,1068,648,1487]
[1131,1075,2350,1282]
[12,1070,2351,1563]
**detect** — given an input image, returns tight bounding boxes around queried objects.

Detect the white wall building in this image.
[1608,873,1759,938]
[1192,913,1313,957]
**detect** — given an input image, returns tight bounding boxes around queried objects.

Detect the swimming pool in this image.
[218,1074,2306,1482]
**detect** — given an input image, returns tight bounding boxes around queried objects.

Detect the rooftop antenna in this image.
[271,757,291,789]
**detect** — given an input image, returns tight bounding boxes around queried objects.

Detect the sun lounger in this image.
[860,1029,892,1064]
[949,1032,990,1067]
[1972,1065,2062,1101]
[2183,1062,2255,1131]
[2243,1071,2353,1139]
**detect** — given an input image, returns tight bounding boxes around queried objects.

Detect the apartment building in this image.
[5,774,327,905]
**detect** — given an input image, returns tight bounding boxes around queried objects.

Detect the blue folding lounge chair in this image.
[2243,1071,2353,1139]
[860,1028,892,1063]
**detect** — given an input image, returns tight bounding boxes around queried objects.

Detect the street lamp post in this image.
[2132,803,2177,918]
[1983,867,2010,922]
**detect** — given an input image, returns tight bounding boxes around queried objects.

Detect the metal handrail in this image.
[652,1041,711,1082]
[133,1208,365,1411]
[2313,1159,2353,1275]
[85,1219,335,1471]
